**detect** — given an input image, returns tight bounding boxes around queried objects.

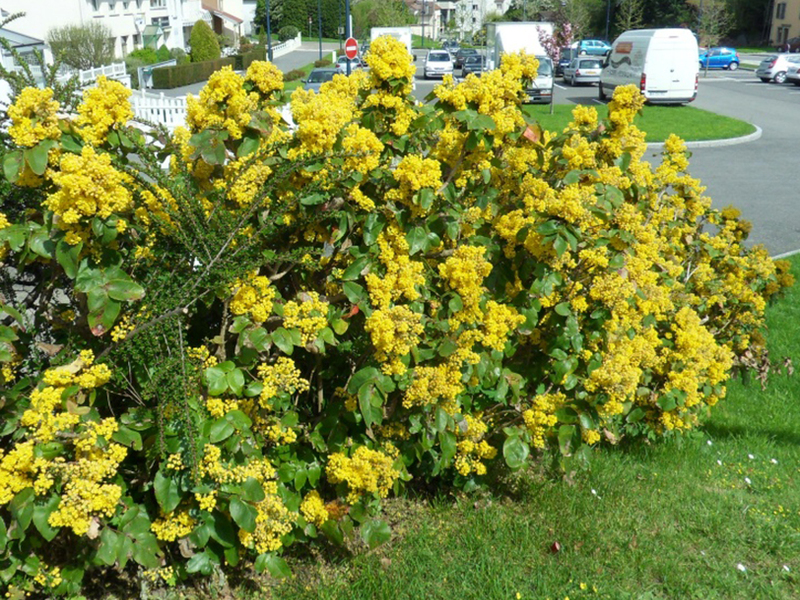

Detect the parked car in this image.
[556,46,577,76]
[454,48,479,68]
[699,46,740,70]
[442,40,460,54]
[563,57,603,85]
[787,62,800,85]
[335,55,363,73]
[424,49,454,79]
[755,53,800,83]
[574,39,611,56]
[461,55,486,77]
[523,56,554,104]
[302,68,337,93]
[776,36,800,52]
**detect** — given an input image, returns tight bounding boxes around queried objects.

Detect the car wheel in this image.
[775,71,787,84]
[598,84,606,101]
[728,62,738,71]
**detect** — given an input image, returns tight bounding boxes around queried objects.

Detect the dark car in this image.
[461,55,485,76]
[776,36,800,52]
[454,48,479,68]
[302,68,337,93]
[556,46,577,76]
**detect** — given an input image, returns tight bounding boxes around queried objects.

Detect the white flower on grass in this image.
[717,460,723,466]
[707,440,713,446]
[736,563,747,572]
[745,477,752,485]
[771,458,779,464]
[748,454,755,460]
[783,565,791,573]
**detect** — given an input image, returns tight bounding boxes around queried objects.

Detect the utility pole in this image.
[422,0,426,48]
[266,0,273,62]
[318,0,323,59]
[605,0,611,41]
[345,0,351,75]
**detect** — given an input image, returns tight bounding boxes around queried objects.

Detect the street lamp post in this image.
[422,0,426,48]
[345,0,351,75]
[605,0,611,41]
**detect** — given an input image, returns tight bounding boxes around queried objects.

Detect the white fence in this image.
[58,62,130,88]
[271,33,302,59]
[137,59,177,89]
[130,90,187,130]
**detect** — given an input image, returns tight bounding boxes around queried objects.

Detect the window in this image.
[121,35,128,55]
[150,0,166,8]
[776,3,786,19]
[133,33,141,48]
[92,0,101,10]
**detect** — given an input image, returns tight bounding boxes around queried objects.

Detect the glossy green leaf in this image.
[361,519,391,549]
[154,470,181,513]
[503,436,530,470]
[229,497,257,533]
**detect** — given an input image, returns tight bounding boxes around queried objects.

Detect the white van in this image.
[599,29,699,104]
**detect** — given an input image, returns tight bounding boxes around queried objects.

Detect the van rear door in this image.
[644,34,698,102]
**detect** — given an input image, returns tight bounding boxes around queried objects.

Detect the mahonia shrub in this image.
[0,36,793,596]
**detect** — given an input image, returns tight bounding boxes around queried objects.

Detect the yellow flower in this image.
[7,87,61,147]
[76,76,133,146]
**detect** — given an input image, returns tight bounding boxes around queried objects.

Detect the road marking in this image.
[554,83,567,90]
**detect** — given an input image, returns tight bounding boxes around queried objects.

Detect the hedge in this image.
[151,56,236,89]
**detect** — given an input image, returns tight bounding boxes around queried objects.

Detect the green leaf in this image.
[32,496,60,541]
[300,193,325,206]
[271,327,294,355]
[558,424,576,456]
[418,188,435,210]
[209,417,235,443]
[434,407,449,433]
[112,425,143,450]
[9,488,34,531]
[106,278,145,302]
[132,532,160,569]
[406,226,428,256]
[363,213,385,245]
[361,519,391,549]
[237,135,260,157]
[626,407,646,423]
[28,227,54,259]
[96,528,118,566]
[343,282,366,304]
[342,255,369,281]
[226,368,245,396]
[439,430,457,462]
[206,510,236,548]
[56,239,82,279]
[320,521,344,546]
[448,295,463,313]
[657,395,677,412]
[348,367,380,395]
[503,436,530,470]
[264,553,292,578]
[205,365,228,396]
[229,497,257,533]
[186,548,220,575]
[154,470,181,513]
[23,142,51,176]
[242,477,266,503]
[554,235,569,257]
[3,150,22,182]
[469,114,497,130]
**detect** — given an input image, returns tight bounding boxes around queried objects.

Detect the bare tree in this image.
[615,0,645,32]
[697,0,732,49]
[47,22,115,71]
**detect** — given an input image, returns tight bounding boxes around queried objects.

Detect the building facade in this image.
[0,0,245,62]
[771,0,800,47]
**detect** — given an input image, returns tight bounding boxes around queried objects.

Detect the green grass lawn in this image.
[258,255,800,600]
[523,104,756,143]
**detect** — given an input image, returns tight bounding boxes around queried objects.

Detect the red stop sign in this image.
[344,37,358,60]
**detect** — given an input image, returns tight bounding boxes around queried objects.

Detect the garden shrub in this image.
[0,36,792,596]
[314,58,332,68]
[284,68,305,81]
[189,20,220,63]
[156,44,171,63]
[169,47,190,66]
[126,47,158,65]
[278,26,299,42]
[151,57,236,89]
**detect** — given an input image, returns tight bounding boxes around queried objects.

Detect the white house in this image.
[0,0,246,62]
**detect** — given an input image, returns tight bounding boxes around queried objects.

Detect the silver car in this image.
[787,62,800,86]
[303,68,337,93]
[563,57,603,86]
[424,50,454,79]
[755,54,800,84]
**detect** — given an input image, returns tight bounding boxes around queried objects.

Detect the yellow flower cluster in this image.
[326,446,400,504]
[223,156,274,208]
[256,357,310,408]
[403,360,463,410]
[438,246,492,326]
[195,491,218,511]
[299,490,329,526]
[45,145,133,243]
[186,66,258,140]
[238,487,295,553]
[385,154,442,217]
[365,223,425,309]
[282,291,329,345]
[76,76,133,146]
[151,509,196,542]
[290,79,357,157]
[366,35,416,89]
[198,444,276,487]
[245,60,284,97]
[365,305,424,375]
[481,301,525,352]
[230,274,276,323]
[341,123,384,176]
[523,393,565,448]
[455,414,497,476]
[7,87,61,147]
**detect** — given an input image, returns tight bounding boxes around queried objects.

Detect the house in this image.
[0,0,245,64]
[771,0,800,47]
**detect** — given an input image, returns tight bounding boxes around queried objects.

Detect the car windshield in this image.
[536,59,553,75]
[307,71,334,83]
[579,59,602,68]
[428,53,450,62]
[465,56,483,64]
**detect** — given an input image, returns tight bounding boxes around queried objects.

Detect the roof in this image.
[202,4,244,25]
[0,27,44,49]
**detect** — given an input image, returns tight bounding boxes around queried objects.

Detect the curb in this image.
[646,124,762,150]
